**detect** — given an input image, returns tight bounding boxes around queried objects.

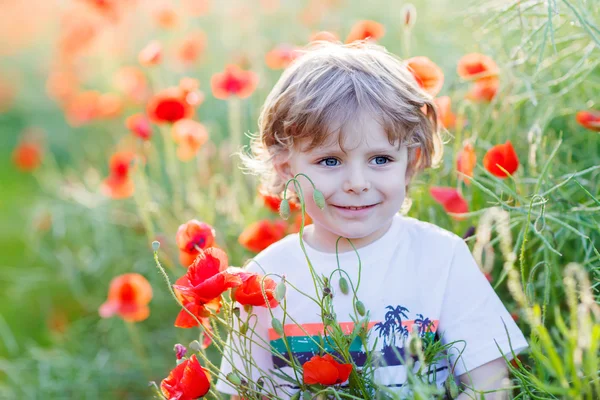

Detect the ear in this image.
[273,149,294,182]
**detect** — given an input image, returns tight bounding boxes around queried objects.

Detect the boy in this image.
[216,40,528,399]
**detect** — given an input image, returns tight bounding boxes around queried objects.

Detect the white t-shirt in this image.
[216,214,529,398]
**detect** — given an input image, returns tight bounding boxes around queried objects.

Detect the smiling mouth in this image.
[333,204,378,210]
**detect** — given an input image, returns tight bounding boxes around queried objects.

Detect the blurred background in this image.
[1,0,599,399]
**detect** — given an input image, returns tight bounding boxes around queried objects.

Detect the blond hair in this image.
[241,40,443,198]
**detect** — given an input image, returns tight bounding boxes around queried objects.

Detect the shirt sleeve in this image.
[438,238,529,377]
[215,284,275,395]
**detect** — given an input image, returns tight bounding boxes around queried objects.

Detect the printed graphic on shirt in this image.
[268,305,439,369]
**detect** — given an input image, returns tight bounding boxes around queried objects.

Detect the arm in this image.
[455,357,510,400]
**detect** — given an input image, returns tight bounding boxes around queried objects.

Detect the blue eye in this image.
[319,158,340,167]
[372,156,391,165]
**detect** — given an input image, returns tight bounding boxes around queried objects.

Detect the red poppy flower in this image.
[456,142,476,184]
[232,272,279,308]
[309,30,338,43]
[510,354,525,369]
[429,187,469,220]
[179,78,205,107]
[265,44,301,70]
[259,187,300,214]
[138,40,162,67]
[113,66,149,104]
[101,151,137,199]
[126,113,152,140]
[99,273,153,322]
[176,219,216,267]
[174,297,221,328]
[210,64,258,100]
[173,248,242,326]
[147,87,194,124]
[303,354,352,386]
[406,57,444,97]
[153,5,178,29]
[177,30,207,64]
[260,0,280,13]
[345,20,385,43]
[13,140,42,171]
[182,0,211,16]
[46,69,78,105]
[576,110,600,131]
[457,53,499,81]
[483,140,519,178]
[64,90,101,126]
[171,119,209,161]
[161,354,211,400]
[467,76,499,102]
[238,220,287,253]
[434,96,456,129]
[80,0,123,21]
[96,93,123,119]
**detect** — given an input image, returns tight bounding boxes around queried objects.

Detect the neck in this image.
[302,220,393,254]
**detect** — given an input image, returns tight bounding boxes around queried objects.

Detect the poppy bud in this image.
[174,343,187,359]
[290,392,301,400]
[408,336,422,355]
[240,322,248,335]
[401,4,417,30]
[355,300,366,316]
[313,189,326,210]
[233,307,241,318]
[152,240,160,251]
[303,392,312,400]
[189,340,202,352]
[323,312,336,327]
[244,304,253,314]
[275,280,286,301]
[323,287,332,298]
[279,198,291,220]
[444,374,460,399]
[257,378,265,391]
[272,317,284,336]
[227,372,242,386]
[339,277,349,295]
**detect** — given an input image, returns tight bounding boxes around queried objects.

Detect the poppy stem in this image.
[402,27,412,58]
[159,125,184,214]
[228,98,248,206]
[125,321,152,379]
[132,166,156,245]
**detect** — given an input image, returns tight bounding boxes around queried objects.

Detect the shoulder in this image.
[399,215,464,251]
[241,233,301,275]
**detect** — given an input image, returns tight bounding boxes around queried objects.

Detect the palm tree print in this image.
[414,313,434,336]
[374,305,410,347]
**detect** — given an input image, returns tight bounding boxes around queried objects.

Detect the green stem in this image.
[125,321,152,379]
[228,98,247,204]
[159,125,183,214]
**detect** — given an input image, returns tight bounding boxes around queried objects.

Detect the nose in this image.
[342,166,371,193]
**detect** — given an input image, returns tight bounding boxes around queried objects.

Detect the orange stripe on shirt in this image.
[268,320,438,341]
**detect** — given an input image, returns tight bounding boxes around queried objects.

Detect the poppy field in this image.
[1,0,599,399]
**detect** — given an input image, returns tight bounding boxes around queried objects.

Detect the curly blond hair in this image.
[240,40,443,198]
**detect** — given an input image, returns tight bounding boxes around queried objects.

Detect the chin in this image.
[329,224,377,240]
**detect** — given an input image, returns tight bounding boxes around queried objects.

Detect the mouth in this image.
[332,204,378,210]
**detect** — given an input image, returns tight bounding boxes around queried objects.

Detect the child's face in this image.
[275,111,411,249]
